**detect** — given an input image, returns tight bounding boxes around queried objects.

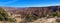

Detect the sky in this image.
[0,0,59,7]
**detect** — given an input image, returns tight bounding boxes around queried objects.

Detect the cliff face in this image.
[22,6,59,17]
[3,6,60,17]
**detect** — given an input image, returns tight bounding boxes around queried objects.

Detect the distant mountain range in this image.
[3,6,60,12]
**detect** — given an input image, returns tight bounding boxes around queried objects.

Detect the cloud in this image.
[0,0,18,5]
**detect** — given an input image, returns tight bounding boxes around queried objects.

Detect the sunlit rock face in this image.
[27,18,58,23]
[44,18,56,23]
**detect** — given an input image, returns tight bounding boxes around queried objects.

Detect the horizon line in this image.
[0,4,60,7]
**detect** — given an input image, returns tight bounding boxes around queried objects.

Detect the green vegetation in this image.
[57,12,60,17]
[8,18,15,22]
[20,20,27,23]
[24,13,38,22]
[20,13,38,23]
[47,11,60,18]
[0,7,15,22]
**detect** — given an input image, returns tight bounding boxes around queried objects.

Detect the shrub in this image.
[8,18,16,22]
[20,20,27,23]
[0,7,16,22]
[25,13,38,22]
